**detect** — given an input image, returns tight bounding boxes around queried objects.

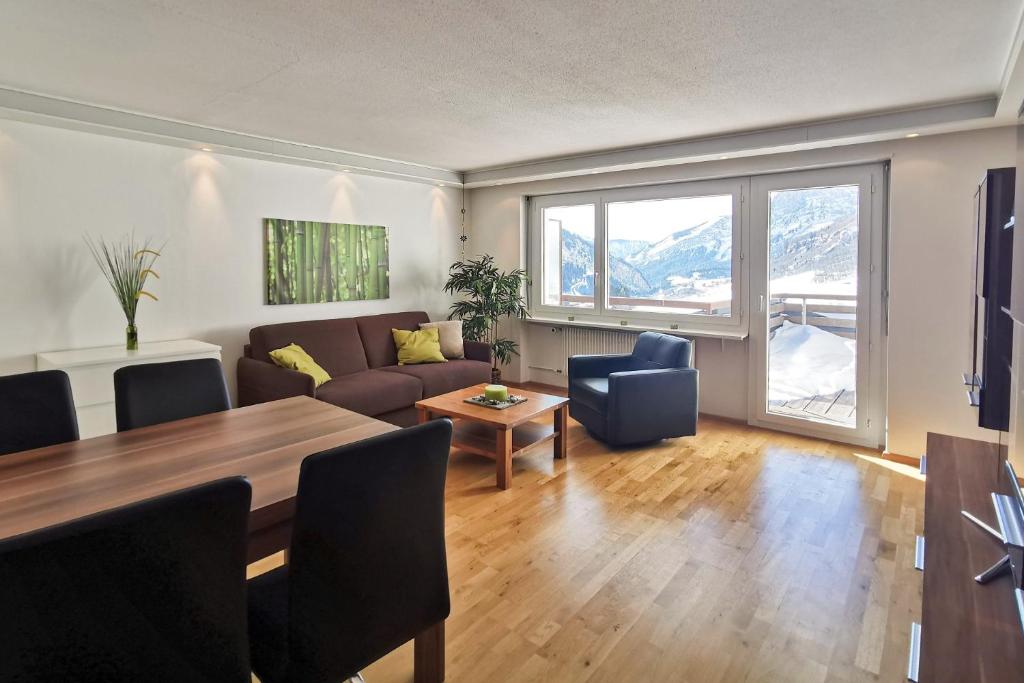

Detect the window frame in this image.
[532,192,601,312]
[528,178,749,338]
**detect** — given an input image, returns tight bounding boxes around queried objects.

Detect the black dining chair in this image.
[247,419,454,683]
[0,477,253,683]
[0,369,79,456]
[114,358,231,431]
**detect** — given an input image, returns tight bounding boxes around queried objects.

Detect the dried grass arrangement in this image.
[85,233,163,350]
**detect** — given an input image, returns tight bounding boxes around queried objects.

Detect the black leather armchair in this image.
[568,331,698,446]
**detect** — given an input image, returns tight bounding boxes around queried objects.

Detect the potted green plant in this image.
[443,255,529,383]
[85,234,162,350]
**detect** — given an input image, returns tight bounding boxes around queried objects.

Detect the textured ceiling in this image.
[0,0,1020,171]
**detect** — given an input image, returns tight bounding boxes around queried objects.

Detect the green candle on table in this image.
[485,384,509,402]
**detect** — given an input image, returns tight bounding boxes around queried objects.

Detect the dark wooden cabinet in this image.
[917,433,1022,682]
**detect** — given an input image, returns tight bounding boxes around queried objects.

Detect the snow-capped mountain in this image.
[560,231,649,296]
[557,187,857,300]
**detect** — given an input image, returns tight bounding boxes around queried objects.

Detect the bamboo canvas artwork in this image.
[265,218,390,305]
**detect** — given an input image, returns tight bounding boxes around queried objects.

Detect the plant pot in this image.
[126,323,138,351]
[491,367,502,384]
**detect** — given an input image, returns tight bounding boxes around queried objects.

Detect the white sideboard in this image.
[36,339,222,438]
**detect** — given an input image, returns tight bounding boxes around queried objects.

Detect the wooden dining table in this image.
[0,395,396,557]
[0,396,447,682]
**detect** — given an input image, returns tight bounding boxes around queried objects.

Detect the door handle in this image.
[758,295,765,313]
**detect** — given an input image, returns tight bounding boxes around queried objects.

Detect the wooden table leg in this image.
[418,407,430,424]
[414,619,445,683]
[496,426,513,490]
[554,406,567,460]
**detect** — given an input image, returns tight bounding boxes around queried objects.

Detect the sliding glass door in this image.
[748,165,887,447]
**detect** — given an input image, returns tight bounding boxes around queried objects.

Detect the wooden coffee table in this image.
[416,384,569,490]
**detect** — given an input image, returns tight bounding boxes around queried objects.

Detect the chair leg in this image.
[414,620,445,683]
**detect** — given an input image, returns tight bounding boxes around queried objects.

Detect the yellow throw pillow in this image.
[268,343,332,388]
[419,320,465,359]
[392,328,447,365]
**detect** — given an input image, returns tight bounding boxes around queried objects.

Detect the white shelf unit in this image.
[36,339,222,438]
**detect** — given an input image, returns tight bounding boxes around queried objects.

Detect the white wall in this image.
[468,126,1016,458]
[0,118,462,396]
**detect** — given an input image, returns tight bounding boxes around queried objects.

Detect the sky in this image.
[545,194,732,242]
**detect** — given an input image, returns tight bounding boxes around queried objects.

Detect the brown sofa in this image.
[237,311,491,426]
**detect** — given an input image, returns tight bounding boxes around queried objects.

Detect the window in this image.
[606,194,733,316]
[541,204,595,308]
[529,179,746,335]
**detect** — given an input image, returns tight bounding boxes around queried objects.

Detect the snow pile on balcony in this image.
[769,321,856,402]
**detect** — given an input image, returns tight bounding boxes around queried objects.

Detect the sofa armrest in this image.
[237,357,315,407]
[464,340,491,363]
[607,368,699,443]
[568,353,633,381]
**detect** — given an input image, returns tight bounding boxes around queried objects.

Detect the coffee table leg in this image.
[554,406,567,460]
[496,426,512,490]
[418,407,430,424]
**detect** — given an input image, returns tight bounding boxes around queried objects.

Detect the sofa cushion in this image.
[392,328,447,365]
[355,312,430,368]
[250,318,369,378]
[419,320,465,359]
[380,360,489,398]
[268,343,331,387]
[570,377,609,413]
[315,370,422,417]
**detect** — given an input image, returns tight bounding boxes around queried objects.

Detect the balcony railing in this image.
[769,292,857,339]
[558,292,856,336]
[559,294,732,315]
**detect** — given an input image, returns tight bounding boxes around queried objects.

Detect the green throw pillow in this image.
[268,343,331,388]
[392,328,447,365]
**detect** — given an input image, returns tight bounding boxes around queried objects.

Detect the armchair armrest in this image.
[464,340,491,363]
[607,367,698,443]
[237,357,315,407]
[568,353,633,381]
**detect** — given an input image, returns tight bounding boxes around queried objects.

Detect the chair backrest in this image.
[0,477,253,683]
[114,358,231,431]
[286,419,453,681]
[630,331,693,370]
[0,369,79,456]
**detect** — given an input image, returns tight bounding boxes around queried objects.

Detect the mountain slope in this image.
[555,187,858,301]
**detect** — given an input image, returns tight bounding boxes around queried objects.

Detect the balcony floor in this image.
[768,388,856,427]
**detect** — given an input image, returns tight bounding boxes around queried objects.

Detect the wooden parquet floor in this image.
[255,410,925,682]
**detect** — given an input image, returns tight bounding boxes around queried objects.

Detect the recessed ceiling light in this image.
[719,155,729,160]
[589,170,599,174]
[343,168,351,172]
[437,184,445,187]
[906,133,920,138]
[200,147,212,152]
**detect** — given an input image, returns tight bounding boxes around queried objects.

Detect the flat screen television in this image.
[970,167,1015,431]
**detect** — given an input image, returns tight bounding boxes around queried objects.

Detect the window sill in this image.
[524,316,748,341]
